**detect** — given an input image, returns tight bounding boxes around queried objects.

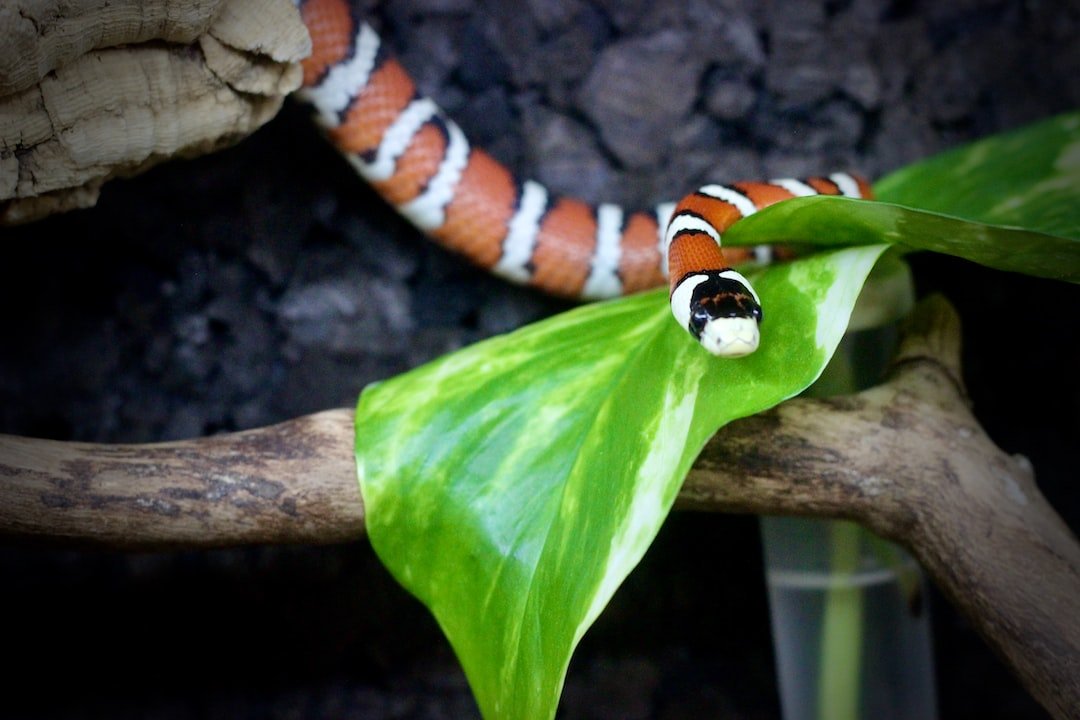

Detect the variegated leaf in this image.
[356,244,888,719]
[725,111,1080,280]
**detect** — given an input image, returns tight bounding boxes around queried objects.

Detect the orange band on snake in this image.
[295,0,874,356]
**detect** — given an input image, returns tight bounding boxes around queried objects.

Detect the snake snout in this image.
[700,316,760,357]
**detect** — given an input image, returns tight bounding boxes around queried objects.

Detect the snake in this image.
[295,0,874,357]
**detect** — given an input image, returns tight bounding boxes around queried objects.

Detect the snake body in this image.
[295,0,874,356]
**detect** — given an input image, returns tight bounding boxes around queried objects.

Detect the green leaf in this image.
[724,196,1080,282]
[356,244,887,720]
[725,111,1080,282]
[874,111,1080,239]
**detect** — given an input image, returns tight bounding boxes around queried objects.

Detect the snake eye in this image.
[689,306,711,339]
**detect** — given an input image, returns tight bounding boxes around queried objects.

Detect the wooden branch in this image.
[0,408,360,549]
[0,296,1077,717]
[682,296,1080,720]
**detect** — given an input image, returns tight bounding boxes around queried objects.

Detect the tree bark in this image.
[0,0,309,223]
[0,296,1077,717]
[0,407,359,548]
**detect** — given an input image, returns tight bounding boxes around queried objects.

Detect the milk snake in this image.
[296,0,874,357]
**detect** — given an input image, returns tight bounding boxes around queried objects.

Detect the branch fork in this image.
[1,296,1077,718]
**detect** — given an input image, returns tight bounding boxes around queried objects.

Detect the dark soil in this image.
[1,1,1077,718]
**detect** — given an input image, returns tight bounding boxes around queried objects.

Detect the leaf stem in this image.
[816,520,865,720]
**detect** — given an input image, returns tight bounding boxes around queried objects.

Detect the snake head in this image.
[676,269,762,357]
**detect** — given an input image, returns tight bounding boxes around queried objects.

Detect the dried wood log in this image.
[0,0,309,223]
[0,296,1077,718]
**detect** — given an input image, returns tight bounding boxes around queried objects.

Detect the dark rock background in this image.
[1,0,1078,717]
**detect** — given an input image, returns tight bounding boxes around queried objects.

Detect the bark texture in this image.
[0,0,309,223]
[0,407,358,548]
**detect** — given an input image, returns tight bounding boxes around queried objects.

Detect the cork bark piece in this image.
[0,0,310,224]
[0,0,225,97]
